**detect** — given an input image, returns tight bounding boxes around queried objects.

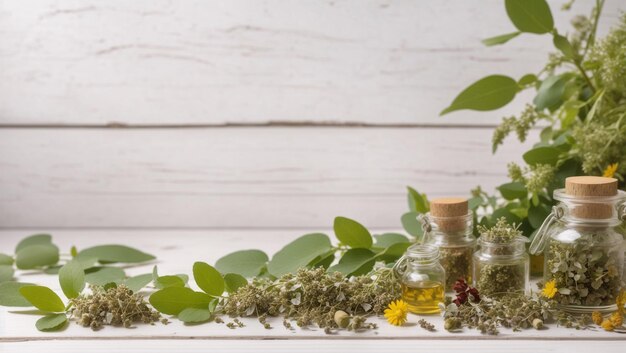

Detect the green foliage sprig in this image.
[0,233,157,332]
[438,0,626,237]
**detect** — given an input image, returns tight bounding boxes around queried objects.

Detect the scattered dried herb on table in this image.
[70,284,163,330]
[222,266,400,332]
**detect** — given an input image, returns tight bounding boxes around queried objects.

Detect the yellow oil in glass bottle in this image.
[401,281,445,314]
[394,244,445,314]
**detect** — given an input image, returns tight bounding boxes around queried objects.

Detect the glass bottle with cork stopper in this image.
[530,176,626,313]
[420,197,476,292]
[393,244,445,314]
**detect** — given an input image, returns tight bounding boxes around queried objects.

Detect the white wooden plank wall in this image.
[0,0,623,229]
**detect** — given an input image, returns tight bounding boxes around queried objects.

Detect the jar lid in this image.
[428,197,469,232]
[561,176,619,219]
[430,197,468,217]
[565,176,617,197]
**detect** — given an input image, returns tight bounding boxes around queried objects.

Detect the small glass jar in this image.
[393,244,445,314]
[420,198,476,292]
[530,176,626,313]
[473,235,529,297]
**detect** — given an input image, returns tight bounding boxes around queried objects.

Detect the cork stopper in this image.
[565,176,618,219]
[429,197,469,232]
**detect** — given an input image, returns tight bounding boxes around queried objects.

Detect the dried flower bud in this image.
[444,317,461,331]
[532,318,544,329]
[334,310,350,328]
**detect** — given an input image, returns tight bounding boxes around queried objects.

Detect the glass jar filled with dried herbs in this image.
[473,218,529,297]
[394,244,445,314]
[530,176,625,313]
[421,197,476,292]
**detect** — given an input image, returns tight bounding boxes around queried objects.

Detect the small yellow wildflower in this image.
[541,279,558,299]
[601,319,615,331]
[384,299,408,326]
[610,311,623,327]
[592,311,604,325]
[603,163,618,178]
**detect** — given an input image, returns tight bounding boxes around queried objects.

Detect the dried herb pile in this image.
[222,266,400,332]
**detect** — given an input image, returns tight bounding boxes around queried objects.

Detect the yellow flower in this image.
[542,279,558,299]
[592,311,604,325]
[603,163,618,178]
[384,299,408,326]
[601,319,615,331]
[610,311,623,327]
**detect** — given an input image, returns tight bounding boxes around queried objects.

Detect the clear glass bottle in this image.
[530,176,626,313]
[473,232,529,297]
[393,244,445,314]
[421,198,476,292]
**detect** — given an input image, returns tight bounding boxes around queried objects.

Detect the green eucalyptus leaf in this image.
[178,307,212,323]
[0,282,36,307]
[15,244,59,270]
[193,262,224,296]
[518,74,538,86]
[490,207,521,224]
[534,75,567,111]
[498,182,528,200]
[36,313,68,332]
[505,0,554,34]
[310,252,335,269]
[214,250,268,278]
[223,273,248,293]
[373,233,409,248]
[19,286,65,312]
[553,33,575,59]
[58,260,85,299]
[149,287,213,315]
[523,146,560,165]
[267,233,332,277]
[15,234,52,252]
[376,243,411,263]
[155,275,185,289]
[78,245,155,264]
[407,186,429,213]
[468,196,483,210]
[328,249,376,276]
[0,265,14,283]
[481,31,521,46]
[124,273,153,292]
[401,212,424,239]
[85,267,126,286]
[333,217,373,249]
[0,253,14,266]
[528,202,552,228]
[440,75,519,115]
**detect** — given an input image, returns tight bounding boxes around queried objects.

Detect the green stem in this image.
[583,0,604,57]
[574,60,596,93]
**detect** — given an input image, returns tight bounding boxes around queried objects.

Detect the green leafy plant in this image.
[438,0,626,239]
[0,234,157,331]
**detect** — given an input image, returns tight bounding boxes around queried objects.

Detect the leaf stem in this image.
[574,60,595,93]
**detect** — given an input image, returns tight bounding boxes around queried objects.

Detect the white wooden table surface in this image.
[1,230,624,353]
